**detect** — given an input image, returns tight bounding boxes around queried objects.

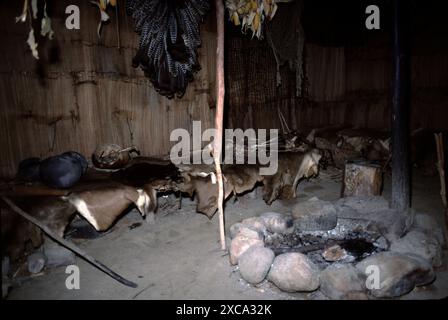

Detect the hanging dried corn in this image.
[90,0,117,39]
[225,0,278,39]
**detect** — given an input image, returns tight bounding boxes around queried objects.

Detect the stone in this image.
[356,252,435,298]
[292,198,338,231]
[336,198,407,242]
[267,252,320,292]
[413,213,445,246]
[229,235,264,265]
[259,212,294,234]
[241,217,268,235]
[229,223,263,240]
[370,210,407,242]
[322,245,348,262]
[373,236,389,250]
[320,264,368,300]
[336,196,389,215]
[27,252,47,274]
[238,246,275,284]
[390,230,442,267]
[229,223,244,239]
[43,236,76,268]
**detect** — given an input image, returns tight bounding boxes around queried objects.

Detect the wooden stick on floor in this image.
[214,0,226,251]
[1,196,138,288]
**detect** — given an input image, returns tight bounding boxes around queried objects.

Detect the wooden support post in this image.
[391,0,411,212]
[214,0,226,251]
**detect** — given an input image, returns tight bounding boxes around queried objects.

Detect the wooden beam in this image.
[391,0,411,212]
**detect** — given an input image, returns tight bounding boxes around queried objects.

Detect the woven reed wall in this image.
[0,0,216,178]
[1,1,447,178]
[226,32,448,133]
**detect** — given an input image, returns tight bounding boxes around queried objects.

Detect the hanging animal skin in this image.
[126,0,210,99]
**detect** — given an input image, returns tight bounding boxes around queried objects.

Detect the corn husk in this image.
[225,0,279,39]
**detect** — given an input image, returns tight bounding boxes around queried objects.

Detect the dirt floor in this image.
[6,167,448,300]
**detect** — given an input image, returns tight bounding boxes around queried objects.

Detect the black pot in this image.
[39,155,83,189]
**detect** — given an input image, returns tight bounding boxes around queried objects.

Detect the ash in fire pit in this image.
[339,238,375,259]
[266,229,381,269]
[228,196,443,299]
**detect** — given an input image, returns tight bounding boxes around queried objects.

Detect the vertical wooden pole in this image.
[214,0,226,250]
[434,133,448,237]
[391,0,411,212]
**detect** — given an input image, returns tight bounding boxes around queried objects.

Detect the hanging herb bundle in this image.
[16,0,54,60]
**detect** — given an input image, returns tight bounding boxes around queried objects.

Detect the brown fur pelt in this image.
[177,164,263,218]
[262,149,322,204]
[175,150,322,216]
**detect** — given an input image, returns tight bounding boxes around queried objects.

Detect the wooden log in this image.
[342,160,382,197]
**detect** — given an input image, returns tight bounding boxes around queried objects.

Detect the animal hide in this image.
[1,183,157,262]
[63,183,157,231]
[177,164,263,218]
[175,150,322,216]
[262,149,322,204]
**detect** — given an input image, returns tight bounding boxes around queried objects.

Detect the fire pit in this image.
[228,196,443,299]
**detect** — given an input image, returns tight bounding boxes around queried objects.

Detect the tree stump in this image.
[342,160,382,197]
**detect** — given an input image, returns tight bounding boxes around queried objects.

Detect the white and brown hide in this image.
[1,183,157,262]
[262,149,322,205]
[177,164,263,218]
[63,183,157,231]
